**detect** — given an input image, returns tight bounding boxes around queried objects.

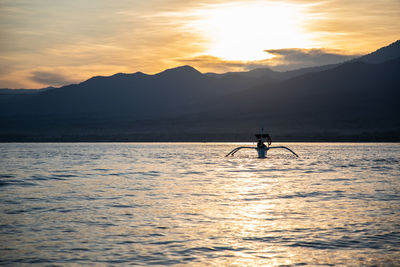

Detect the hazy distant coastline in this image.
[1,132,399,142]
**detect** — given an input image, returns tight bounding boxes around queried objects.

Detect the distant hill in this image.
[1,40,399,141]
[356,40,400,64]
[206,39,400,81]
[190,57,399,137]
[0,65,275,118]
[0,87,55,94]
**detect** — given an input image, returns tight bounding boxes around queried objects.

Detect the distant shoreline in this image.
[1,133,399,143]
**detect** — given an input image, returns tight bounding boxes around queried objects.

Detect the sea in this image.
[0,143,399,266]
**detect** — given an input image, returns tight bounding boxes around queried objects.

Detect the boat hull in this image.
[257,148,267,158]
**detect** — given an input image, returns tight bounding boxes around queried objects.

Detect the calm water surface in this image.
[0,143,399,266]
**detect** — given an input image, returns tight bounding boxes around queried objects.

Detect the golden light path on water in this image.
[0,143,399,265]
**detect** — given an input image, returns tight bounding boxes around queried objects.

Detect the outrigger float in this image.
[225,129,299,158]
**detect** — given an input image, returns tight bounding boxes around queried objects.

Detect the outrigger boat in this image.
[225,129,299,158]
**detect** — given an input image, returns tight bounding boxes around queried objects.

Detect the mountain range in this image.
[1,40,399,141]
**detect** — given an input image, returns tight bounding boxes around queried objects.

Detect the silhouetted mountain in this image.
[0,65,274,118]
[0,87,55,94]
[1,41,399,141]
[206,40,400,81]
[204,60,344,82]
[206,67,278,79]
[191,57,400,137]
[357,40,400,64]
[0,87,56,108]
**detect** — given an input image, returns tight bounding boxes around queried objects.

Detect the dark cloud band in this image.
[30,71,75,87]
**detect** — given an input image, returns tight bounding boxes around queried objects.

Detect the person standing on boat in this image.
[257,134,272,149]
[257,139,266,149]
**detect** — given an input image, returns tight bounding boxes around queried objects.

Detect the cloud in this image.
[264,48,359,71]
[178,48,359,73]
[30,71,76,87]
[265,48,354,62]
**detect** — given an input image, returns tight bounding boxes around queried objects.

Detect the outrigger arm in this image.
[225,146,257,157]
[225,146,299,157]
[268,146,299,157]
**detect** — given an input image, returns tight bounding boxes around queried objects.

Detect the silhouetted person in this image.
[257,139,266,149]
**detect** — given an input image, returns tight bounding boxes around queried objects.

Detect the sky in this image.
[0,0,399,89]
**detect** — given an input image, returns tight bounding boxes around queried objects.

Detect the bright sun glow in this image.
[189,2,314,61]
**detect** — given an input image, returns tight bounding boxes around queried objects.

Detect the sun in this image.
[189,2,314,61]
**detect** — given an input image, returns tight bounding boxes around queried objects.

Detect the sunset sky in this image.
[0,0,399,89]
